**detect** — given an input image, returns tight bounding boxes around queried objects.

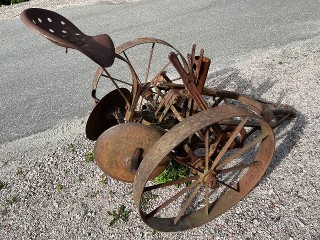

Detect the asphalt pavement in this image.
[1,0,320,145]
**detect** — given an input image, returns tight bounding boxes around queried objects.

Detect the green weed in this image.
[0,180,5,190]
[154,160,191,188]
[107,205,131,227]
[108,190,116,197]
[84,152,95,163]
[78,174,85,182]
[12,0,29,3]
[67,143,75,151]
[1,0,28,5]
[101,175,107,185]
[1,208,8,216]
[7,195,20,205]
[56,183,63,192]
[16,168,23,176]
[81,202,89,216]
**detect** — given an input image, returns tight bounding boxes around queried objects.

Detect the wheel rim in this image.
[115,37,188,76]
[133,105,275,231]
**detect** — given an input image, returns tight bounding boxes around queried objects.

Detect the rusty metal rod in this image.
[144,175,199,192]
[216,161,260,174]
[145,43,155,83]
[216,133,268,170]
[145,180,198,219]
[210,117,249,170]
[174,182,202,225]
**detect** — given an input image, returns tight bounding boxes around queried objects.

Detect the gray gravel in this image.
[0,1,319,239]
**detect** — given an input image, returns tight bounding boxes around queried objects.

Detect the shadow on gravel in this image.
[264,112,306,179]
[206,67,307,179]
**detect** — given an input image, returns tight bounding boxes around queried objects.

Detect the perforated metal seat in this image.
[21,8,115,67]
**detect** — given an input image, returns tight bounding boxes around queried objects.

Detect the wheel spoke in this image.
[174,156,203,173]
[216,161,260,174]
[195,131,205,141]
[122,50,141,84]
[102,69,130,104]
[182,143,199,162]
[210,117,249,170]
[170,76,182,82]
[144,175,198,192]
[208,134,223,159]
[145,43,155,84]
[150,61,171,84]
[174,182,202,225]
[145,180,198,219]
[216,180,239,192]
[205,128,210,171]
[205,185,209,215]
[216,133,268,170]
[101,73,133,86]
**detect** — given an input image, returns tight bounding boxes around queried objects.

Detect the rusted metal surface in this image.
[187,44,211,93]
[94,123,169,183]
[86,88,130,141]
[21,8,294,232]
[169,52,208,111]
[20,8,115,67]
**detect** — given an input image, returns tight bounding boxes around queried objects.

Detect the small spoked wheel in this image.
[133,105,275,231]
[92,38,188,110]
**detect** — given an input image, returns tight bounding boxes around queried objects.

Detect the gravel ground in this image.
[0,1,319,239]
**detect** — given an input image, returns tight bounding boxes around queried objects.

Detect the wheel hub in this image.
[201,170,219,188]
[191,158,219,188]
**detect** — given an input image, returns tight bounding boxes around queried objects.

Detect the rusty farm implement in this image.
[21,8,293,231]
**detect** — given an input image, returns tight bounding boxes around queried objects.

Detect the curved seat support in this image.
[21,8,115,67]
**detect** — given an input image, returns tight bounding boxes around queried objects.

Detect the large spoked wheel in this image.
[133,105,275,232]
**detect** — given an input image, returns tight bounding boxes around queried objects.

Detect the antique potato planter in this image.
[21,8,293,232]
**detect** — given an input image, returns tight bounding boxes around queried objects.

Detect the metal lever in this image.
[168,52,208,111]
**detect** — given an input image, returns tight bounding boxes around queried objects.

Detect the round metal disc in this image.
[94,123,170,183]
[86,88,130,140]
